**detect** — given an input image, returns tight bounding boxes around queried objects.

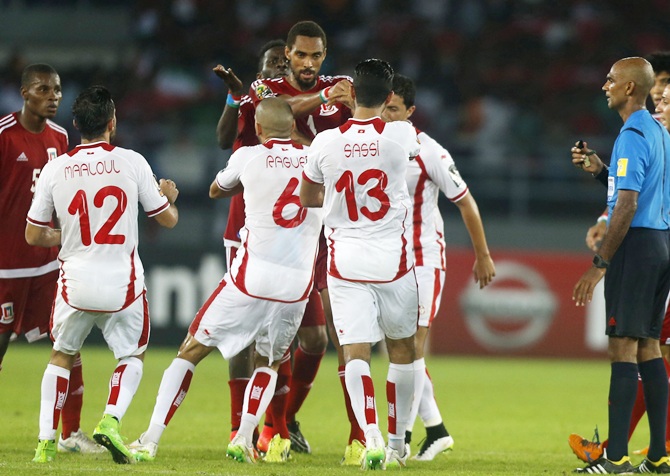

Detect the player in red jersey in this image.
[0,63,104,455]
[248,21,357,457]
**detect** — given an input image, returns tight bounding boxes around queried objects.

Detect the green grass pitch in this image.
[0,342,653,475]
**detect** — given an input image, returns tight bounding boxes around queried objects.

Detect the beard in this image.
[294,69,317,90]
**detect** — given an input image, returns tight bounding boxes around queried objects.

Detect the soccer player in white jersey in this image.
[383,74,496,461]
[128,97,323,465]
[301,58,420,470]
[26,86,179,464]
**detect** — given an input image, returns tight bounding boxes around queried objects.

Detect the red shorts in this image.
[314,231,327,292]
[0,270,58,342]
[301,288,325,327]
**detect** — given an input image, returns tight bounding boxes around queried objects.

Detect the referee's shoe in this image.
[574,455,634,474]
[635,456,670,473]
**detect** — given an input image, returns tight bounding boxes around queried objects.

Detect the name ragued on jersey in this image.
[344,141,379,158]
[64,159,121,180]
[266,154,307,169]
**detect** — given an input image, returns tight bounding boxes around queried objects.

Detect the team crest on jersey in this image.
[319,104,339,116]
[616,158,628,177]
[255,83,274,99]
[1,302,14,324]
[46,147,58,162]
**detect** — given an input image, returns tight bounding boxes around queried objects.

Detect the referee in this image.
[572,56,670,474]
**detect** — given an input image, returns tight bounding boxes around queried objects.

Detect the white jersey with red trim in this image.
[409,129,469,270]
[303,117,420,282]
[27,141,169,312]
[215,138,323,302]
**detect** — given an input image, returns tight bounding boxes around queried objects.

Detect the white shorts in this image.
[416,266,445,328]
[51,290,150,359]
[328,270,418,346]
[189,275,306,365]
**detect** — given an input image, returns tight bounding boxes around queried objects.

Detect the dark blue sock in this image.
[639,358,669,462]
[607,362,639,461]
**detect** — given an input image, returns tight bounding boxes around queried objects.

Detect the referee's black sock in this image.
[639,357,669,462]
[607,362,638,461]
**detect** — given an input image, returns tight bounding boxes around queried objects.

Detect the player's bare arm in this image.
[585,217,607,252]
[154,178,179,228]
[299,179,324,208]
[573,190,637,306]
[209,178,243,199]
[214,65,244,149]
[24,223,61,248]
[571,140,604,174]
[454,193,495,288]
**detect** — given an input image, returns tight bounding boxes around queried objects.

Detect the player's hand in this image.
[585,221,606,252]
[159,178,179,204]
[213,65,244,96]
[572,266,605,306]
[473,255,495,289]
[327,80,354,110]
[571,140,603,174]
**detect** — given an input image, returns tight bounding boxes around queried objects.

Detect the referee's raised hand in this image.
[571,140,603,175]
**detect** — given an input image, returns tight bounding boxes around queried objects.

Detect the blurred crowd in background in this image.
[1,0,670,247]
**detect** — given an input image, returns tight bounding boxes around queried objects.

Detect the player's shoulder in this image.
[251,77,286,99]
[384,119,416,136]
[0,112,18,136]
[45,119,68,139]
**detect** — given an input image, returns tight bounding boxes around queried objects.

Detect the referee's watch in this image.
[592,254,610,269]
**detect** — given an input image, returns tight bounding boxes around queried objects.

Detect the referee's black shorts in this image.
[605,227,670,339]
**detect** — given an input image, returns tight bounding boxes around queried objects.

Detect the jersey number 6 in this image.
[68,186,127,245]
[273,177,308,229]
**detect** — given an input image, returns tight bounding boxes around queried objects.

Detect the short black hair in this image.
[392,74,416,108]
[257,39,286,71]
[645,51,670,75]
[287,21,327,49]
[353,59,394,108]
[21,63,58,88]
[72,86,115,140]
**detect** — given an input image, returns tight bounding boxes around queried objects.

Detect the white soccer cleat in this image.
[412,435,454,461]
[58,429,107,454]
[128,433,158,462]
[385,443,410,468]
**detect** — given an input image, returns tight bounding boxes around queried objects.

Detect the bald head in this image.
[255,97,294,139]
[613,57,655,99]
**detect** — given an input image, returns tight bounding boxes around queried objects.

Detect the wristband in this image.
[596,214,608,224]
[226,93,241,109]
[319,87,331,104]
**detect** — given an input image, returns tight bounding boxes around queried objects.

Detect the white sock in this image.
[345,359,379,436]
[408,358,426,434]
[387,362,414,453]
[144,358,195,444]
[39,364,70,441]
[238,367,277,443]
[104,357,143,421]
[419,367,443,427]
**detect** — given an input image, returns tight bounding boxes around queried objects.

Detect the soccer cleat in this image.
[287,420,311,454]
[413,434,454,461]
[570,429,604,463]
[226,434,258,463]
[58,429,106,454]
[634,442,670,456]
[385,443,410,468]
[636,456,670,473]
[93,414,134,464]
[32,439,56,463]
[256,424,274,454]
[128,433,158,462]
[263,434,291,463]
[341,439,366,466]
[362,434,386,471]
[574,456,635,474]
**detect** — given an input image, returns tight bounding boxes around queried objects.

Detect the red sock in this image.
[286,345,324,423]
[266,352,292,439]
[229,378,249,432]
[61,354,83,439]
[339,365,365,444]
[629,377,647,439]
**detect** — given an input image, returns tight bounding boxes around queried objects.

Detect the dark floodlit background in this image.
[2,0,668,354]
